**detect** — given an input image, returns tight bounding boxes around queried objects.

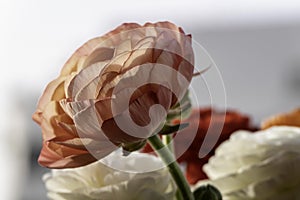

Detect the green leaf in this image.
[167,100,192,121]
[122,140,147,155]
[159,123,189,135]
[171,90,190,110]
[167,91,192,122]
[193,184,222,200]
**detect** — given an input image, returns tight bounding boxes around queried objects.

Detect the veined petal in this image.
[114,39,132,56]
[66,61,108,99]
[60,37,109,76]
[40,101,75,141]
[38,141,97,169]
[81,47,114,69]
[59,99,93,118]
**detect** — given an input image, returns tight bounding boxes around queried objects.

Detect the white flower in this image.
[194,126,300,200]
[43,151,176,200]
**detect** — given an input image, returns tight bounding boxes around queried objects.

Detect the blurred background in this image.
[1,0,300,199]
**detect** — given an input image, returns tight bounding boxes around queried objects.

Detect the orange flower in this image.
[261,108,300,129]
[33,22,194,168]
[176,108,256,184]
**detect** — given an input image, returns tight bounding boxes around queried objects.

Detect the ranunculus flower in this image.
[43,151,176,200]
[196,126,300,200]
[175,108,256,184]
[32,21,194,168]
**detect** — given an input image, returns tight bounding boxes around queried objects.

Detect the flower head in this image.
[33,21,194,168]
[196,126,300,199]
[43,151,176,200]
[175,108,256,184]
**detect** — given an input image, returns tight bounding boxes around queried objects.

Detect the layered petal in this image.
[33,21,195,168]
[43,151,176,200]
[195,126,300,200]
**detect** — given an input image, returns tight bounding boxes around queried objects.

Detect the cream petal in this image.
[205,131,300,179]
[43,151,176,199]
[197,127,300,199]
[210,152,300,194]
[43,172,87,193]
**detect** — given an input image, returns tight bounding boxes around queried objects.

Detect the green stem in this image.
[176,189,184,200]
[148,135,194,200]
[162,135,174,153]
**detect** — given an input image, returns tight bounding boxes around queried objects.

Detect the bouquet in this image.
[33,21,300,200]
[33,21,222,200]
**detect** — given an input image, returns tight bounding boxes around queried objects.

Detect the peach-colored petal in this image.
[81,47,114,69]
[34,21,195,169]
[128,86,172,126]
[132,36,156,50]
[72,100,116,143]
[40,101,76,141]
[96,50,153,98]
[38,141,97,169]
[59,23,143,76]
[97,39,192,100]
[114,39,132,56]
[99,85,173,143]
[33,76,66,124]
[112,63,189,107]
[66,61,108,99]
[100,117,142,144]
[60,37,107,76]
[148,21,186,46]
[59,99,93,118]
[76,54,129,100]
[56,138,120,161]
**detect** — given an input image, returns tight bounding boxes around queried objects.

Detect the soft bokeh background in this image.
[1,0,300,199]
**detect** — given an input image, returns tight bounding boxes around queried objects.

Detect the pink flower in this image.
[33,21,194,168]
